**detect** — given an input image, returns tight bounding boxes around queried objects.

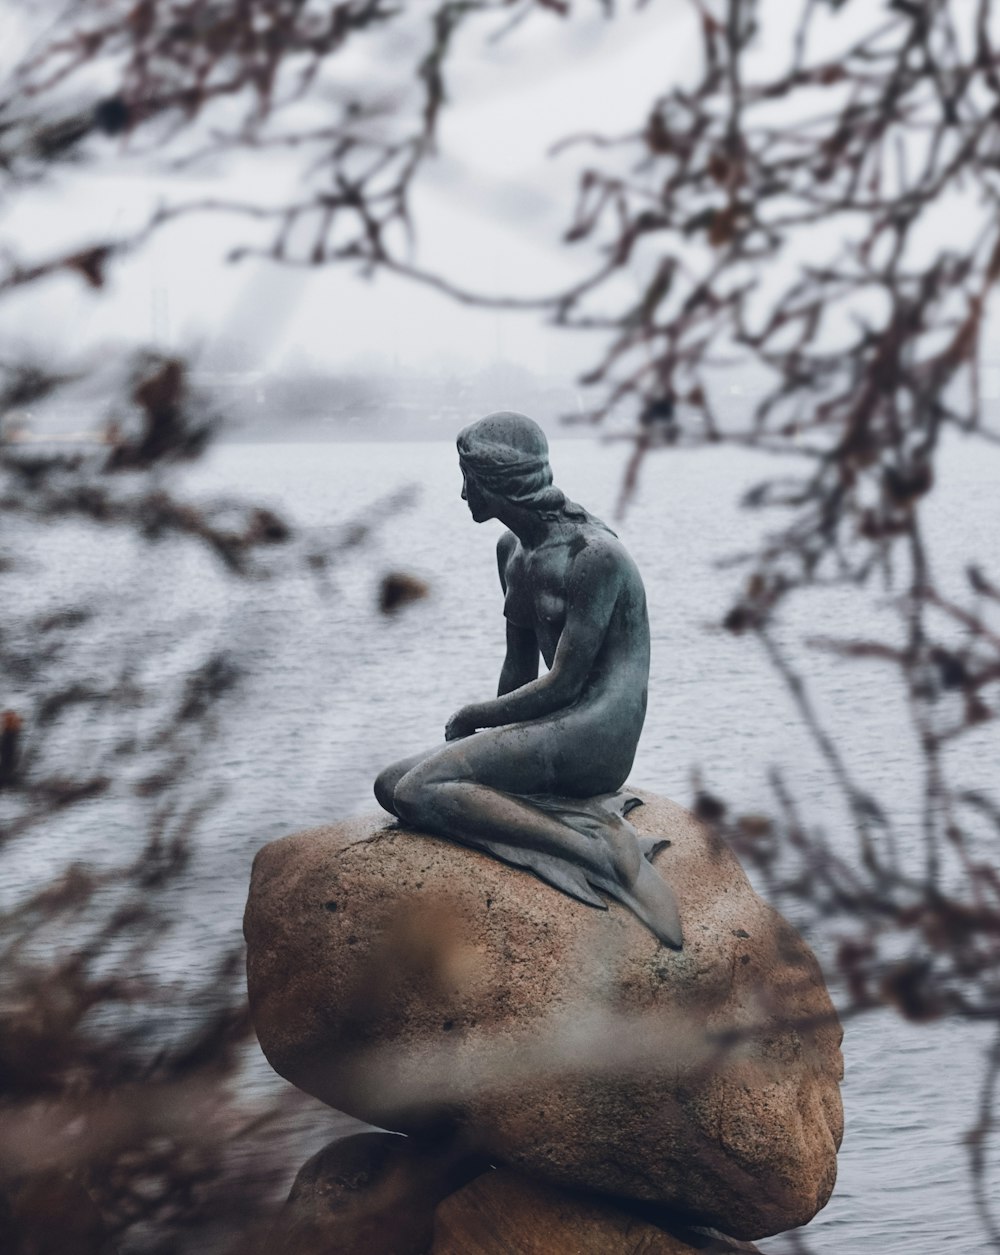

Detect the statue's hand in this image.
[445,707,479,741]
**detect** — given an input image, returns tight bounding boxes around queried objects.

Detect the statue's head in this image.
[457,412,562,523]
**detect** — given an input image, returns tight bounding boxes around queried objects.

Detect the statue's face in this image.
[461,469,497,523]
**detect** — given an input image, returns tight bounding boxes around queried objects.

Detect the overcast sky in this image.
[0,3,705,379]
[1,0,995,388]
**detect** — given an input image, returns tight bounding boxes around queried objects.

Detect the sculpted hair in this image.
[457,411,614,532]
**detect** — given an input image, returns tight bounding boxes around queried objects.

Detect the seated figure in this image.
[375,411,682,948]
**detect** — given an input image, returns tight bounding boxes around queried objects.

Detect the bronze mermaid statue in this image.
[374,411,683,949]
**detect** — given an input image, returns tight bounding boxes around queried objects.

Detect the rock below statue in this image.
[244,791,843,1242]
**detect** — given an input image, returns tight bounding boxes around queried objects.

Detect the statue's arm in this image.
[498,620,540,696]
[446,543,621,738]
[496,532,539,696]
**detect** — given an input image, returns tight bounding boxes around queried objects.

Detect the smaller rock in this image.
[432,1169,763,1254]
[268,1131,484,1255]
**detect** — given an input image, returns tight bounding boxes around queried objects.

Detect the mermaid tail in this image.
[466,791,683,949]
[639,834,672,861]
[580,853,683,949]
[458,835,609,910]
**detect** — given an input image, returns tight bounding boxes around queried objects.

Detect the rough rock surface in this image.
[432,1168,763,1254]
[245,791,843,1241]
[267,1131,481,1255]
[269,1135,762,1255]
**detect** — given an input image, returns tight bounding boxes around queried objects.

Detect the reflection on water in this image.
[2,435,997,1252]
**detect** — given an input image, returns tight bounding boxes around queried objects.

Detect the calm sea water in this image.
[3,434,998,1250]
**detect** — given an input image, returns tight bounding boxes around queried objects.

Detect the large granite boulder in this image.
[244,791,843,1241]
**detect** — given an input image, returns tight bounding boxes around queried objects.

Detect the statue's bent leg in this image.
[391,729,625,884]
[396,774,620,880]
[374,745,445,817]
[391,729,683,949]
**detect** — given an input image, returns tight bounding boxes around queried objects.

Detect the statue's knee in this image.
[392,769,430,826]
[374,766,398,814]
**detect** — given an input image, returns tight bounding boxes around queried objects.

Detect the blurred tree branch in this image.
[2,0,1000,1249]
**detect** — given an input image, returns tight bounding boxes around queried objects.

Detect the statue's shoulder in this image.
[572,524,644,591]
[572,524,628,566]
[496,529,519,567]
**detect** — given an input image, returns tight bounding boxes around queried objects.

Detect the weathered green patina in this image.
[375,412,682,947]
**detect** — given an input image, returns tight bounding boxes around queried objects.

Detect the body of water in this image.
[3,434,997,1250]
